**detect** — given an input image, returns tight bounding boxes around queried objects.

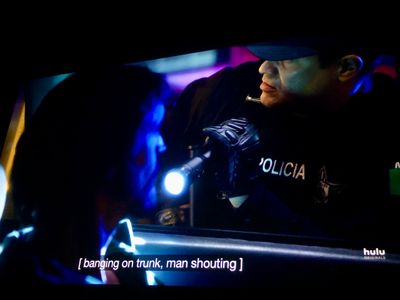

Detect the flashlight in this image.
[163,150,211,196]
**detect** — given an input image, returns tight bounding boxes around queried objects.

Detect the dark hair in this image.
[11,65,170,231]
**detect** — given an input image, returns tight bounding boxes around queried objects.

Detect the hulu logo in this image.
[363,248,386,259]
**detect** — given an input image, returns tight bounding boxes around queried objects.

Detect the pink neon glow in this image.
[165,46,260,92]
[166,64,230,92]
[229,46,260,67]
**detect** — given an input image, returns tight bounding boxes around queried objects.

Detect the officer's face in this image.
[258,55,337,110]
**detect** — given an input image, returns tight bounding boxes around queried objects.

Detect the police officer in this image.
[165,35,400,245]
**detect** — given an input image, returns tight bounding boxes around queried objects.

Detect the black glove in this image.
[202,117,260,197]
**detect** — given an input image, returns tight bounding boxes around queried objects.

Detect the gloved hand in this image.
[202,117,260,197]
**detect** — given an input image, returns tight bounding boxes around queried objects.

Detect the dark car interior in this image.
[1,24,400,288]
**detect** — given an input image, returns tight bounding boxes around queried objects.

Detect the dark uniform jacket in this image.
[162,61,400,246]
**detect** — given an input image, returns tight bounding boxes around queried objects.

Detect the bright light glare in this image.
[85,275,103,284]
[164,171,186,195]
[0,164,6,220]
[146,271,157,286]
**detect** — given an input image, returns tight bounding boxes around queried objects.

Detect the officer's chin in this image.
[260,92,284,108]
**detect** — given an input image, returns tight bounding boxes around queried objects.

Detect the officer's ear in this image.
[337,55,364,82]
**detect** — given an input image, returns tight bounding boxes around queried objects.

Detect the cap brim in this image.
[247,44,319,61]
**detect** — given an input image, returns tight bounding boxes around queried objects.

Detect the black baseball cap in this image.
[247,35,363,61]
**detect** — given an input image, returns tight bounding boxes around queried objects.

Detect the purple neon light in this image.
[166,64,230,92]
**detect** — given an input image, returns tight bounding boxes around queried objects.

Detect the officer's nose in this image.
[259,60,278,77]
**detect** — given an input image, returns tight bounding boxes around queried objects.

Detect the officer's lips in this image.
[260,81,277,93]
